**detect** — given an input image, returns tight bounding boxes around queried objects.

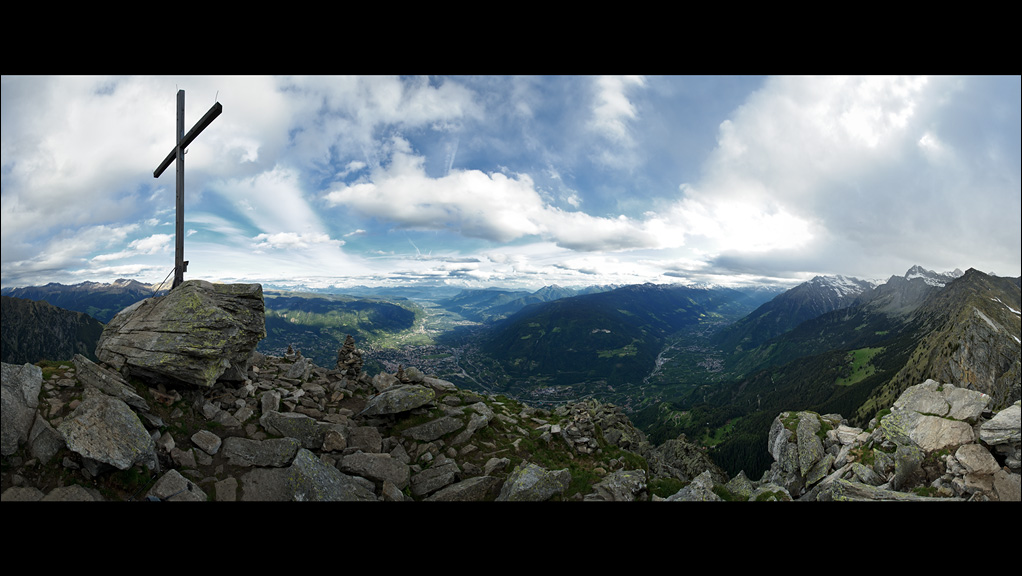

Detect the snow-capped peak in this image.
[807,275,875,298]
[904,265,963,288]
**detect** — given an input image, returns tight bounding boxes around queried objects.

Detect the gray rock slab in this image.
[1,362,43,456]
[425,475,502,501]
[348,425,383,453]
[28,416,65,465]
[1,486,46,501]
[239,467,292,501]
[810,478,942,501]
[191,429,222,455]
[286,448,378,502]
[221,436,300,467]
[57,395,157,471]
[147,469,208,501]
[72,354,149,412]
[980,402,1021,445]
[893,380,954,416]
[881,410,975,453]
[259,410,331,450]
[955,444,1001,475]
[796,412,826,478]
[400,415,464,442]
[496,461,571,502]
[41,485,103,501]
[664,469,722,502]
[360,384,435,416]
[991,469,1021,502]
[215,477,239,502]
[410,458,460,497]
[584,469,648,502]
[422,376,458,392]
[339,452,410,490]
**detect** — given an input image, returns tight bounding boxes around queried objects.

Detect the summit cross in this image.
[153,89,222,289]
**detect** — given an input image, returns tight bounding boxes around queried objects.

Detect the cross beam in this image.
[154,90,222,289]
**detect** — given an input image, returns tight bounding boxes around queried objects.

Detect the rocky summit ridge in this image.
[1,281,1019,502]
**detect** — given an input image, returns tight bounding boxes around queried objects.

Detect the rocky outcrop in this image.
[2,339,682,502]
[664,469,722,501]
[646,435,728,485]
[751,380,1018,501]
[5,335,1017,502]
[96,280,265,389]
[979,402,1021,477]
[496,461,571,501]
[583,469,648,501]
[655,379,1020,502]
[937,305,1021,410]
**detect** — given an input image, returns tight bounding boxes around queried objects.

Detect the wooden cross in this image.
[153,90,222,289]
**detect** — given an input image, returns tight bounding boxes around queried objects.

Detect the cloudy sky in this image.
[2,75,1019,292]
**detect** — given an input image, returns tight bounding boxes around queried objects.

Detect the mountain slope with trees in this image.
[1,296,105,364]
[478,283,772,390]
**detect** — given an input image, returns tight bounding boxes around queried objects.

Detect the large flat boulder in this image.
[879,380,988,453]
[96,280,265,388]
[495,461,571,502]
[57,394,158,472]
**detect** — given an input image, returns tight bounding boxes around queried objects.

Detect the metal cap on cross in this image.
[154,90,222,289]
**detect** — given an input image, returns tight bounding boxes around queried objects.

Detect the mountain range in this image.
[1,279,166,324]
[436,284,617,324]
[711,274,878,354]
[629,266,1019,476]
[2,265,1018,479]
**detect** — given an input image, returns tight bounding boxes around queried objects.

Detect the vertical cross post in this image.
[154,90,222,289]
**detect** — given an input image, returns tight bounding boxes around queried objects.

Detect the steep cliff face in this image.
[0,296,105,365]
[858,269,1021,420]
[936,305,1021,408]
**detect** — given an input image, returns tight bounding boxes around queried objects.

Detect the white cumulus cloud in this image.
[324,137,676,253]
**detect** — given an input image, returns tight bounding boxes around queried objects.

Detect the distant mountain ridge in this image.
[716,266,1006,384]
[437,284,617,323]
[1,279,165,324]
[711,274,877,354]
